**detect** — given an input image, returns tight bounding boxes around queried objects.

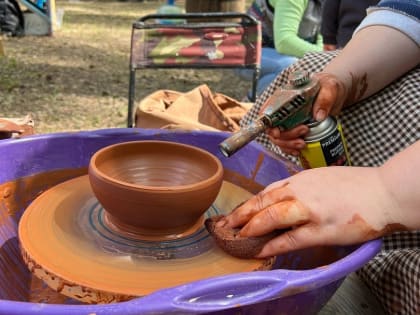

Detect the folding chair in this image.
[127,12,261,127]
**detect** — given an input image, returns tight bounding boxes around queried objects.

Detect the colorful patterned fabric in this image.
[130,23,261,68]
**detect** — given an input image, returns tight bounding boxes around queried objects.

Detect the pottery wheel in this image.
[19,175,274,304]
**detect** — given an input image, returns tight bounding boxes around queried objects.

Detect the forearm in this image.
[379,141,420,231]
[322,25,419,106]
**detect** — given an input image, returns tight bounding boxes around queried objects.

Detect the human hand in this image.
[266,125,308,156]
[323,44,337,51]
[265,72,348,155]
[216,166,401,258]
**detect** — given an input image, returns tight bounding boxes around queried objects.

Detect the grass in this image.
[0,0,250,133]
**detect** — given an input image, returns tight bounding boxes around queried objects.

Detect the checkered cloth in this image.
[240,51,420,315]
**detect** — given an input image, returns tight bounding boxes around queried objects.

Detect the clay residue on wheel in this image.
[205,215,279,259]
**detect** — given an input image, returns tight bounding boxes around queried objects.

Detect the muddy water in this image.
[0,168,86,303]
[1,167,268,303]
[29,276,84,304]
[1,165,350,305]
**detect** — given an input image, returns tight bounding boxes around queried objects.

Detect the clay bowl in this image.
[88,140,224,238]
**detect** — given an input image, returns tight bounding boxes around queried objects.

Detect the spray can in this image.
[299,116,351,169]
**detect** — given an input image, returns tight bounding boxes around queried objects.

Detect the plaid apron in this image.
[240,51,420,315]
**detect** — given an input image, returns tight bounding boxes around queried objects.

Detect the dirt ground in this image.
[0,0,251,133]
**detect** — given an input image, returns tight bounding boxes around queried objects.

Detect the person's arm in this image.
[267,5,420,155]
[378,140,420,232]
[313,4,420,120]
[273,0,323,57]
[217,141,420,257]
[320,0,340,49]
[313,25,419,118]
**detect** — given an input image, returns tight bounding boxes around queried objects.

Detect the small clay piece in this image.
[205,215,279,259]
[0,115,35,139]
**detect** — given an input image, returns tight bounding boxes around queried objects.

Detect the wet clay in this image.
[0,168,87,303]
[88,141,224,236]
[0,168,87,218]
[348,214,407,239]
[0,116,35,139]
[205,215,280,259]
[18,177,274,303]
[29,275,84,304]
[2,164,279,304]
[223,169,264,195]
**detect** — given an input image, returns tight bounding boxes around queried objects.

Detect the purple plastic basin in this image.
[0,128,381,315]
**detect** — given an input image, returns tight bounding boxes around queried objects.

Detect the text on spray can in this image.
[299,116,351,169]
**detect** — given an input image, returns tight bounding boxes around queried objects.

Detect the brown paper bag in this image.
[135,84,251,132]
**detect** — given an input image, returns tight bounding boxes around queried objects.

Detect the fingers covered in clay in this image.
[217,180,296,232]
[239,200,310,237]
[215,165,411,258]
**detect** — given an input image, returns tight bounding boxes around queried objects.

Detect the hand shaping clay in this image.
[205,215,279,259]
